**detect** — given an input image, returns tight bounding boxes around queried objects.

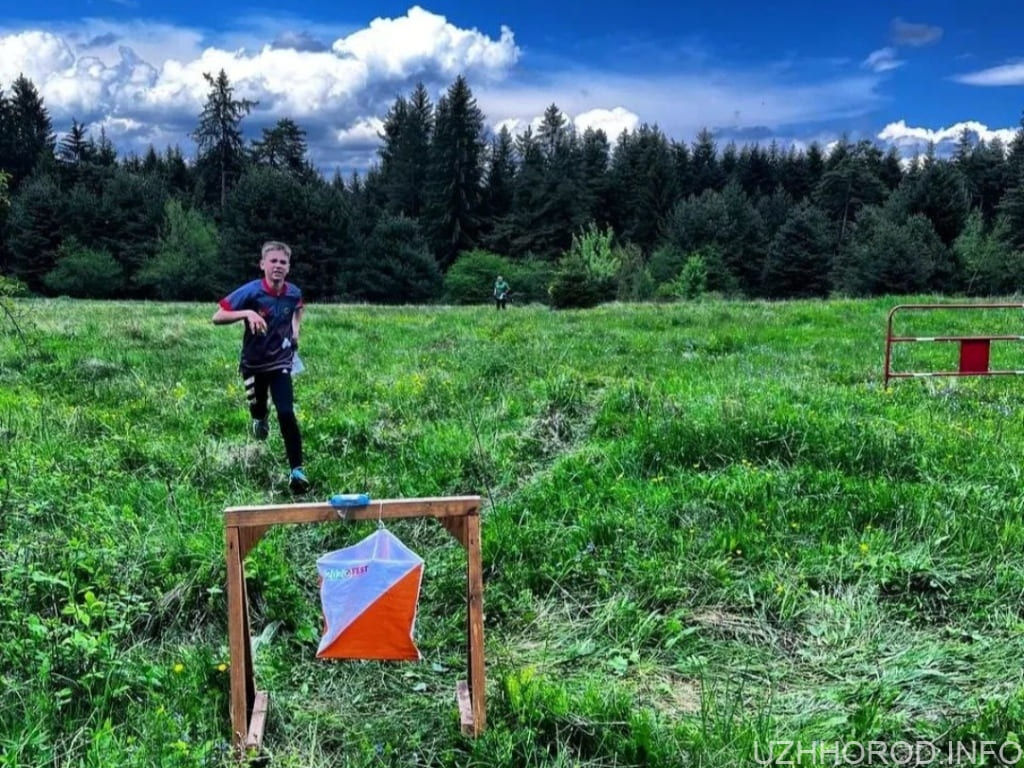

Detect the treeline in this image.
[1,70,1024,306]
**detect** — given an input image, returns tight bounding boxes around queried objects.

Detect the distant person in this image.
[212,240,310,493]
[493,275,510,310]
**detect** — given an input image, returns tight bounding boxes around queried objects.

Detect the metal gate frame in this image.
[884,302,1024,388]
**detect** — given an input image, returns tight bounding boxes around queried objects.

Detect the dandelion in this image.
[859,542,869,554]
[775,584,785,595]
[173,662,184,674]
[217,663,228,672]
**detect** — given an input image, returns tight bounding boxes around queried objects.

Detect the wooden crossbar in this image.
[224,496,485,758]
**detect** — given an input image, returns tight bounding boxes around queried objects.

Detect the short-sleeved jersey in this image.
[219,278,304,373]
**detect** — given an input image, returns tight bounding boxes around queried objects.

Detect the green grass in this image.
[3,296,1024,766]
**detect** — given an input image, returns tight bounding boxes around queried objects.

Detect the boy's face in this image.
[260,248,291,284]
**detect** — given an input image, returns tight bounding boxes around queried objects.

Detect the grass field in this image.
[3,296,1024,767]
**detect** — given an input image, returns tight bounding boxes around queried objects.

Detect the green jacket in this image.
[493,279,509,298]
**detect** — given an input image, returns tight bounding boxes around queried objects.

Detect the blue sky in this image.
[1,0,1022,174]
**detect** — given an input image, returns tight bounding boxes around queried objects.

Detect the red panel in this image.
[959,339,991,373]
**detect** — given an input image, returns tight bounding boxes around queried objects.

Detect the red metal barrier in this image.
[884,303,1024,388]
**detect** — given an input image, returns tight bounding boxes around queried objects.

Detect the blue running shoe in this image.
[289,467,310,493]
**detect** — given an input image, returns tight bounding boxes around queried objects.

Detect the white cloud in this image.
[877,119,1018,155]
[0,31,77,86]
[0,8,520,169]
[954,62,1024,86]
[863,47,904,73]
[335,116,385,148]
[0,8,888,172]
[333,5,518,81]
[573,107,639,139]
[492,107,638,143]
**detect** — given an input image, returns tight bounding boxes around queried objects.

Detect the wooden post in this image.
[223,496,485,757]
[465,514,486,734]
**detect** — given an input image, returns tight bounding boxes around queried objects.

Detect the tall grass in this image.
[2,296,1024,766]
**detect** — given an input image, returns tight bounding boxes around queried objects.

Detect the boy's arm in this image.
[212,306,266,334]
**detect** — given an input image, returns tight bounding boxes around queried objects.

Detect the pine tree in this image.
[193,69,256,209]
[251,118,315,181]
[95,127,117,166]
[813,142,888,249]
[5,75,56,189]
[761,202,833,298]
[479,126,516,254]
[672,139,693,199]
[690,128,724,194]
[609,125,677,253]
[890,159,970,246]
[424,76,485,269]
[579,127,612,226]
[6,174,65,290]
[510,128,560,259]
[58,119,94,167]
[378,83,433,218]
[344,212,441,303]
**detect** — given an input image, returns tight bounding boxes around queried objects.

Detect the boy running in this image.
[213,241,310,493]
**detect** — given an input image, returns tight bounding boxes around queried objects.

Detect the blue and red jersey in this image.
[219,278,304,373]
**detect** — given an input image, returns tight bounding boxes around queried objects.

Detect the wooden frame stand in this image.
[223,496,485,755]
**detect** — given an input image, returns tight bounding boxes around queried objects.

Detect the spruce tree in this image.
[6,75,56,190]
[251,118,315,181]
[193,69,256,209]
[761,202,833,298]
[424,75,485,269]
[378,83,433,218]
[479,125,516,254]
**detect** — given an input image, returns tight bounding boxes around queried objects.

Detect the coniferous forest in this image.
[1,69,1024,307]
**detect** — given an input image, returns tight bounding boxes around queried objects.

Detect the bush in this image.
[445,251,556,306]
[648,243,686,285]
[43,238,124,298]
[507,257,555,305]
[548,224,619,309]
[136,200,220,300]
[615,243,655,302]
[955,211,1022,296]
[675,252,709,299]
[444,250,513,304]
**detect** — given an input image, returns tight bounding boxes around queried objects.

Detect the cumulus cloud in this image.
[890,17,942,47]
[0,7,520,169]
[333,6,518,81]
[573,107,639,139]
[335,116,385,149]
[492,105,638,142]
[863,47,904,73]
[0,7,891,173]
[877,119,1018,158]
[954,62,1024,86]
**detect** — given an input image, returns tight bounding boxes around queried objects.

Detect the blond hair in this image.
[261,240,292,259]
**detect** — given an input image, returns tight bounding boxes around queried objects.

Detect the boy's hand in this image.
[246,311,267,334]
